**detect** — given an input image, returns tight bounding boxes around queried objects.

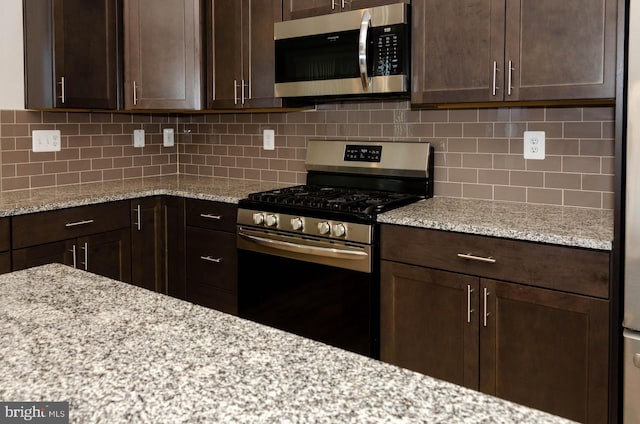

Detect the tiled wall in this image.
[0,110,179,191]
[179,101,616,209]
[0,100,616,209]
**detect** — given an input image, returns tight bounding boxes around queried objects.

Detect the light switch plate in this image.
[133,129,145,148]
[263,129,275,150]
[163,128,175,147]
[524,131,545,160]
[32,130,61,152]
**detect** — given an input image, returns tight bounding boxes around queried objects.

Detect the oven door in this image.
[237,226,379,358]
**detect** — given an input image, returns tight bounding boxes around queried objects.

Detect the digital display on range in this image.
[344,145,383,162]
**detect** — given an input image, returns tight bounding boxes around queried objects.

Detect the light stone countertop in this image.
[378,197,614,251]
[0,175,290,217]
[0,176,613,250]
[0,264,574,424]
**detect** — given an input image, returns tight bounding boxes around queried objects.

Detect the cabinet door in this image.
[124,0,203,109]
[411,0,506,105]
[186,227,237,314]
[244,0,283,108]
[131,198,163,292]
[283,0,336,20]
[163,197,186,300]
[208,0,243,108]
[23,0,122,109]
[209,0,282,109]
[12,241,74,271]
[506,0,617,101]
[80,229,132,283]
[480,278,609,423]
[380,260,480,389]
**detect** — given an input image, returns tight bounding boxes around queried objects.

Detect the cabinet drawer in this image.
[380,225,610,299]
[185,199,237,232]
[12,201,130,249]
[185,227,237,293]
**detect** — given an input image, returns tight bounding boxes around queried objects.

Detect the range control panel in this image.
[344,145,382,162]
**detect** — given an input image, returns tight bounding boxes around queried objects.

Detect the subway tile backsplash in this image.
[0,100,615,209]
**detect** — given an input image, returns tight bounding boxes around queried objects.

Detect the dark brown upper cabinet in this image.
[23,0,123,109]
[123,0,204,110]
[282,0,407,20]
[207,0,283,109]
[411,0,618,105]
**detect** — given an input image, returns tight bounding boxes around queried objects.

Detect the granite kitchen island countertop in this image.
[378,197,614,251]
[0,264,572,424]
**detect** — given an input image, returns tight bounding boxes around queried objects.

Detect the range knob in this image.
[291,217,304,231]
[265,214,278,227]
[318,221,331,235]
[252,213,265,225]
[333,223,347,237]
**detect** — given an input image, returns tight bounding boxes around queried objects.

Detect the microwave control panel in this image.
[371,24,406,77]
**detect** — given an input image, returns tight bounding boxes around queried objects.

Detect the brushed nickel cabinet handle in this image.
[200,256,222,263]
[134,204,142,231]
[507,60,514,96]
[492,61,499,96]
[80,242,88,271]
[200,213,222,220]
[234,79,239,105]
[483,287,490,327]
[467,285,474,324]
[457,253,496,264]
[69,244,77,268]
[331,0,336,10]
[133,81,138,105]
[58,76,66,104]
[65,219,94,228]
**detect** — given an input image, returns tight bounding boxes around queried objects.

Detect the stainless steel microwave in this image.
[274,3,409,98]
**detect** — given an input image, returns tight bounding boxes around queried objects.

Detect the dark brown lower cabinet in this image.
[13,229,131,283]
[163,197,186,300]
[185,226,237,314]
[131,197,163,292]
[130,197,186,296]
[381,260,609,423]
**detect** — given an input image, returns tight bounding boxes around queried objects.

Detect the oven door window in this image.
[238,249,378,358]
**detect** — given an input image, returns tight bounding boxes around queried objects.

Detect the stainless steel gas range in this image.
[236,139,433,358]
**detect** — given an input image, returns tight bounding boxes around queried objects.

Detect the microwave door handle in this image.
[358,10,371,90]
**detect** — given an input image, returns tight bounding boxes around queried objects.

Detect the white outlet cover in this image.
[163,128,175,147]
[524,131,545,160]
[32,130,61,152]
[263,129,275,150]
[133,129,145,148]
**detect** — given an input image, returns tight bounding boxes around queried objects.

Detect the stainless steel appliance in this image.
[274,3,409,98]
[237,140,433,358]
[625,2,640,422]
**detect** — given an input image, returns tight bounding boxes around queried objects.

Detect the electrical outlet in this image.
[524,131,545,160]
[263,129,275,150]
[32,130,61,152]
[133,129,145,148]
[163,128,175,147]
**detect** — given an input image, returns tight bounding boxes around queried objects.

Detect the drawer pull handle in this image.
[457,253,496,264]
[65,219,94,228]
[200,214,222,220]
[200,256,222,263]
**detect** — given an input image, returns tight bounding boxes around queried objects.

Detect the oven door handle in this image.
[239,232,368,260]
